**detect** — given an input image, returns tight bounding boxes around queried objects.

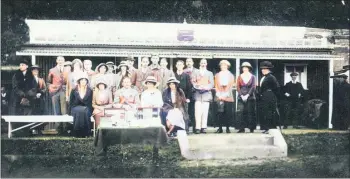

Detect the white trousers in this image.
[195,101,210,129]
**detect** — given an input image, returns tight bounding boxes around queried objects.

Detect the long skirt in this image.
[71,106,92,137]
[236,98,256,130]
[258,91,279,130]
[216,101,234,129]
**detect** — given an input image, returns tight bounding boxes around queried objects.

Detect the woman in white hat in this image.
[91,63,109,91]
[115,61,132,90]
[92,78,113,128]
[66,59,86,101]
[214,60,235,134]
[68,73,93,137]
[161,77,189,135]
[236,62,257,133]
[140,76,163,108]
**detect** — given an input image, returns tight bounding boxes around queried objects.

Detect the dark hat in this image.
[30,65,41,70]
[343,65,350,70]
[290,72,298,77]
[260,61,274,69]
[19,59,30,66]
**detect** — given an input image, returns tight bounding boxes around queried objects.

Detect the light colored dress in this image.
[141,89,163,108]
[167,108,185,129]
[92,89,113,127]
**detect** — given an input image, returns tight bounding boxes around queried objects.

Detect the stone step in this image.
[188,134,274,146]
[188,145,284,159]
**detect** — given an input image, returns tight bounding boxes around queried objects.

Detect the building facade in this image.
[12,19,348,128]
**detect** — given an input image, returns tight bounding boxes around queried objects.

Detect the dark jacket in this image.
[162,87,189,121]
[283,81,304,101]
[68,87,93,115]
[10,70,36,114]
[174,72,193,100]
[258,73,281,100]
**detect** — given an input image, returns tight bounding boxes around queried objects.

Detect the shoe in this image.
[194,129,200,134]
[226,128,231,133]
[215,128,223,133]
[262,130,269,134]
[237,129,245,133]
[200,128,206,134]
[250,129,254,133]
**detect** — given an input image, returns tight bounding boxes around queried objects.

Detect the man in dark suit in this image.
[283,72,304,129]
[258,61,281,134]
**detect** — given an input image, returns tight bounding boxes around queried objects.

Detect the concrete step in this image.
[188,145,284,159]
[188,133,274,146]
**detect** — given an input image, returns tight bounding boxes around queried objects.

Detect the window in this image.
[284,64,308,89]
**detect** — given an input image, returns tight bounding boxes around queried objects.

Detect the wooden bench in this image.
[2,115,96,138]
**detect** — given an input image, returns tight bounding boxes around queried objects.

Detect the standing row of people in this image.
[11,55,302,137]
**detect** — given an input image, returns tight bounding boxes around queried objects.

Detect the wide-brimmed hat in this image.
[95,78,108,89]
[19,59,30,66]
[219,60,231,67]
[63,61,72,66]
[290,72,299,77]
[166,77,180,84]
[117,61,129,69]
[76,72,89,84]
[30,65,41,70]
[142,76,159,87]
[241,62,252,69]
[106,61,117,71]
[260,61,274,69]
[95,63,109,73]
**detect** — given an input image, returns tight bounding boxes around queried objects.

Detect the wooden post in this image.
[170,58,174,71]
[138,56,141,69]
[31,55,36,65]
[328,59,334,129]
[255,59,259,86]
[235,58,240,111]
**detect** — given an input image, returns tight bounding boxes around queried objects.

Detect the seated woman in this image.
[92,78,113,128]
[161,77,189,131]
[113,76,140,110]
[140,76,163,108]
[166,105,186,137]
[68,73,93,138]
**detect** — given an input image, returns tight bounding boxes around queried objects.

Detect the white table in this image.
[2,115,96,138]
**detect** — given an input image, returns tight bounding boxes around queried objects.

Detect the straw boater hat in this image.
[142,76,159,87]
[30,65,41,70]
[219,60,231,67]
[166,77,180,84]
[260,61,274,69]
[117,61,129,69]
[95,63,109,73]
[63,61,72,67]
[95,78,108,89]
[76,72,89,84]
[106,61,117,71]
[290,72,299,77]
[241,62,252,69]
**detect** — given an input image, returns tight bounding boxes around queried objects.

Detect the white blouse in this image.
[141,89,163,108]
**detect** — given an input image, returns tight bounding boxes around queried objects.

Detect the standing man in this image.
[192,58,214,134]
[184,58,199,132]
[47,56,66,116]
[159,58,175,93]
[83,59,96,80]
[11,59,36,116]
[283,72,304,129]
[105,61,118,92]
[132,57,150,93]
[258,61,281,134]
[146,54,162,84]
[126,56,137,77]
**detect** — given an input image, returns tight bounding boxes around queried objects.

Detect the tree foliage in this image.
[1,0,349,64]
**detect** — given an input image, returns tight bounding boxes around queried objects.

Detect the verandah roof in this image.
[24,19,334,49]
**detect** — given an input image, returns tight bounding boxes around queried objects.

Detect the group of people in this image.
[10,54,308,137]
